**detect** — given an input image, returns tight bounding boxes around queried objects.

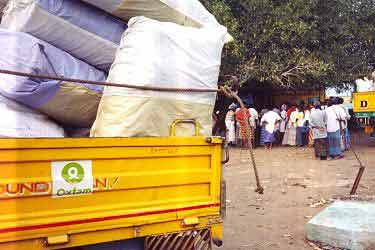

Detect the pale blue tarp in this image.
[2,0,128,70]
[36,0,127,44]
[0,29,105,108]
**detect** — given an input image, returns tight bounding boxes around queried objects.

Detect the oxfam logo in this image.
[61,162,85,184]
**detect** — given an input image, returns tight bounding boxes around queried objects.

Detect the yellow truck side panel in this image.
[0,137,223,249]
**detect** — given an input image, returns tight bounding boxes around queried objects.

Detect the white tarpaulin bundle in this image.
[0,29,106,128]
[1,0,128,70]
[81,0,232,42]
[0,94,64,138]
[356,77,375,92]
[91,16,227,137]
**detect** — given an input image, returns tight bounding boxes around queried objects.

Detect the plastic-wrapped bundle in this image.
[91,17,227,137]
[2,0,128,70]
[81,0,232,42]
[0,29,105,128]
[356,78,375,92]
[0,94,64,138]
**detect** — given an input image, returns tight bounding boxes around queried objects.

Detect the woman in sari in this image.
[235,107,251,148]
[282,106,297,146]
[279,104,288,144]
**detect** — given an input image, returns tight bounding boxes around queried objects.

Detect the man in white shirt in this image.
[325,97,346,159]
[260,109,281,150]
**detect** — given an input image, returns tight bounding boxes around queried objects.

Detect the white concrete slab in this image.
[306,200,375,250]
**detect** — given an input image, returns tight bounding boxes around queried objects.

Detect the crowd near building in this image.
[220,96,351,161]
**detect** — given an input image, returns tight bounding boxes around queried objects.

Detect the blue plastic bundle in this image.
[2,0,128,70]
[0,29,106,127]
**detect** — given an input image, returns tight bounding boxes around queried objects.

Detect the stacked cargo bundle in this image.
[0,0,128,137]
[80,0,232,42]
[0,0,230,138]
[84,0,230,137]
[0,30,105,128]
[0,94,64,137]
[2,0,128,70]
[91,16,227,137]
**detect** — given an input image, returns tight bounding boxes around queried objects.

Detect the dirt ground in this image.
[220,133,375,250]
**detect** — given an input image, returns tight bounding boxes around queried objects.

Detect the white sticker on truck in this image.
[51,160,93,198]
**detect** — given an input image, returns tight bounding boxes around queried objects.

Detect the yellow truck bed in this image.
[353,91,375,118]
[0,136,224,249]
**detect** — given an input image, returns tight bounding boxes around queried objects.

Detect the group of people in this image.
[224,97,351,160]
[224,103,259,148]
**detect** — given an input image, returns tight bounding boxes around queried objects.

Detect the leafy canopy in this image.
[201,0,375,89]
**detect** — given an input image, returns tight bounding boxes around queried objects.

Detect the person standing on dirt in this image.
[248,104,259,147]
[296,104,307,147]
[235,106,251,147]
[305,105,314,147]
[325,97,346,160]
[282,104,297,146]
[337,97,351,150]
[225,104,236,146]
[212,110,227,137]
[272,107,282,145]
[260,109,281,150]
[279,104,288,144]
[310,101,328,160]
[259,108,269,146]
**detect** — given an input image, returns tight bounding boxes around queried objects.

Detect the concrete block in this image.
[306,200,375,250]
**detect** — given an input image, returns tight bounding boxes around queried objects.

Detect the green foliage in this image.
[201,0,375,89]
[200,0,245,78]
